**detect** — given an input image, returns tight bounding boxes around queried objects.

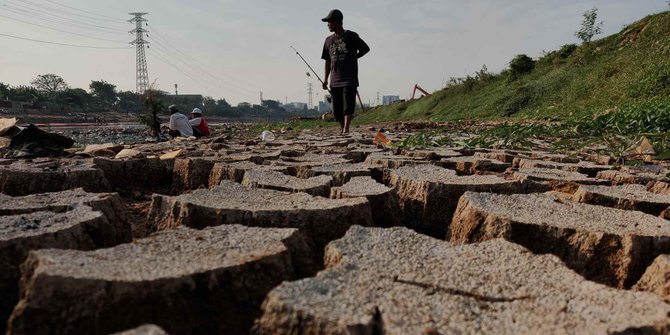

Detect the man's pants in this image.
[331,86,357,123]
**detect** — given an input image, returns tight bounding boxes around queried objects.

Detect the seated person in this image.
[189,108,210,137]
[167,104,193,138]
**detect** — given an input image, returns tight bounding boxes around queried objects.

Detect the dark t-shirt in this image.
[321,30,369,88]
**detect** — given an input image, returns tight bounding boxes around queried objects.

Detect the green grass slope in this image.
[355,11,670,124]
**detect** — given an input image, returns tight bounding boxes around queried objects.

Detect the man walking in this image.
[321,9,370,134]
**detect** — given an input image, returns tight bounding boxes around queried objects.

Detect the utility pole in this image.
[307,83,313,109]
[174,83,178,95]
[260,91,263,105]
[129,13,149,94]
[376,92,380,106]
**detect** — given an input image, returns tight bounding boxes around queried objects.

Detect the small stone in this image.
[115,149,143,159]
[159,149,183,160]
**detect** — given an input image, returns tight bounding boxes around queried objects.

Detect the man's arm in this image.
[323,60,331,90]
[357,36,370,59]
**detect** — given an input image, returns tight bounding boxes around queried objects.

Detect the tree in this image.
[56,88,91,109]
[30,74,68,98]
[0,83,9,100]
[203,96,217,113]
[216,99,231,109]
[117,91,142,113]
[575,7,603,43]
[89,80,117,108]
[8,85,41,102]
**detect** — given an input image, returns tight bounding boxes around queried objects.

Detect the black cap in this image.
[321,9,343,22]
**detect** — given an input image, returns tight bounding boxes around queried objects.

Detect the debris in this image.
[372,130,392,147]
[0,118,17,136]
[159,149,183,160]
[6,124,74,158]
[115,149,142,159]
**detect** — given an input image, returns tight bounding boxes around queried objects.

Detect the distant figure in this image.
[189,107,210,137]
[321,9,369,134]
[167,104,193,138]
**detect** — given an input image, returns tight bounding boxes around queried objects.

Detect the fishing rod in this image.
[290,45,366,112]
[290,45,332,102]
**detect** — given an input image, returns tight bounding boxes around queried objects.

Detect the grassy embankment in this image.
[355,11,670,124]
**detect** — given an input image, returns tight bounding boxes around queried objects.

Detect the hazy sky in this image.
[0,0,667,106]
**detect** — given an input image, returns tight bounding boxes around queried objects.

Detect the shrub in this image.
[509,54,536,78]
[557,44,578,59]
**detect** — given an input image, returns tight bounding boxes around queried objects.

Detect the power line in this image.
[0,32,131,49]
[147,24,260,91]
[0,13,127,43]
[146,35,257,96]
[0,5,125,35]
[42,0,127,23]
[3,1,126,32]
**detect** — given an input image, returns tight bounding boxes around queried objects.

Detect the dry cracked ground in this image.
[3,124,670,334]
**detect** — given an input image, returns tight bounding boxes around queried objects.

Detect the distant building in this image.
[282,102,308,112]
[382,95,400,105]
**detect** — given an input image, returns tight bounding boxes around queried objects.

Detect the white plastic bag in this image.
[260,130,275,142]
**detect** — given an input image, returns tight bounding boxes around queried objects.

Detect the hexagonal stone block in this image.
[439,156,510,174]
[149,181,373,265]
[474,150,530,164]
[331,177,400,227]
[7,225,311,335]
[450,192,670,288]
[596,170,667,186]
[574,184,670,217]
[390,165,523,238]
[513,158,611,177]
[253,226,670,335]
[242,170,333,197]
[0,189,130,239]
[0,159,109,196]
[634,254,670,301]
[510,168,609,193]
[1,205,131,333]
[280,153,350,166]
[364,152,429,169]
[403,148,462,160]
[208,161,290,184]
[298,162,375,186]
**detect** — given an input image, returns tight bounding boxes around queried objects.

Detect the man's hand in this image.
[322,82,328,90]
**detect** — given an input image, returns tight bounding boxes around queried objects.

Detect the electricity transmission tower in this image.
[307,83,313,109]
[129,13,149,94]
